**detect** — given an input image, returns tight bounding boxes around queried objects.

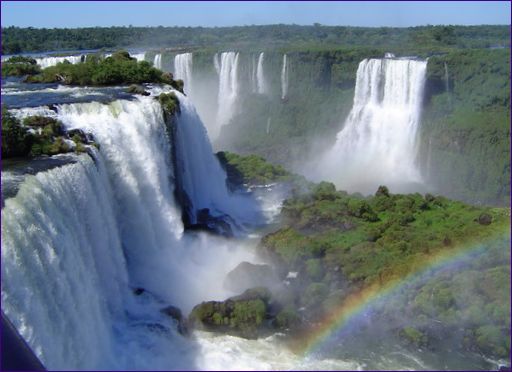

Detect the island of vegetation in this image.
[188,153,510,359]
[2,50,184,92]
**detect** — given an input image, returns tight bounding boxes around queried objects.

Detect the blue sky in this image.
[1,1,510,28]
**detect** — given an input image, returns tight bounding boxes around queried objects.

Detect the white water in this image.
[317,58,427,194]
[35,55,83,68]
[1,94,268,369]
[172,91,262,226]
[154,53,162,70]
[213,53,221,75]
[174,53,193,93]
[132,52,146,62]
[215,52,240,139]
[281,54,289,99]
[256,52,267,94]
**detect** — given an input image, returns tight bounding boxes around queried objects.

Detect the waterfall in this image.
[281,54,289,99]
[2,92,263,369]
[266,117,271,135]
[319,58,427,193]
[174,53,193,93]
[154,53,162,70]
[250,54,257,92]
[35,55,83,68]
[214,52,240,139]
[256,52,267,94]
[1,154,129,369]
[173,91,261,227]
[132,52,146,62]
[213,53,221,75]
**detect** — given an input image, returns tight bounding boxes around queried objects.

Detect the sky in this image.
[1,1,510,28]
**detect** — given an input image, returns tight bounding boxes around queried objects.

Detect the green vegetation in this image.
[2,25,508,54]
[258,180,510,357]
[1,107,91,158]
[157,92,180,120]
[216,151,304,186]
[189,287,271,339]
[18,50,183,89]
[1,56,40,77]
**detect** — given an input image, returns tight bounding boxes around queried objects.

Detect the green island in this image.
[190,153,510,358]
[2,50,183,92]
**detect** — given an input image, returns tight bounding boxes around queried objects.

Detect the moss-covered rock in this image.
[126,84,150,96]
[188,287,272,339]
[157,92,180,121]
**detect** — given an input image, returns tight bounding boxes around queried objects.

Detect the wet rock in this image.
[188,287,273,339]
[477,213,492,225]
[126,84,150,96]
[161,305,188,335]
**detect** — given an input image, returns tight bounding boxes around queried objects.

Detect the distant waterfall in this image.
[281,54,289,99]
[256,52,267,94]
[319,58,428,193]
[213,53,221,75]
[35,55,83,68]
[174,53,193,93]
[444,62,450,93]
[154,53,162,70]
[215,52,240,139]
[250,54,258,92]
[132,52,146,62]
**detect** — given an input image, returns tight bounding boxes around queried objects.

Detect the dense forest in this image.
[2,24,509,54]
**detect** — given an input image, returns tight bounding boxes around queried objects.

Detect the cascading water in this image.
[1,92,266,369]
[132,52,146,62]
[281,54,289,99]
[35,55,83,68]
[213,53,221,75]
[318,58,427,194]
[214,52,240,139]
[153,53,162,70]
[172,91,261,227]
[1,154,129,370]
[174,53,193,93]
[256,52,267,94]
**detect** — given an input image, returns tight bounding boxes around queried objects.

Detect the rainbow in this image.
[295,229,511,356]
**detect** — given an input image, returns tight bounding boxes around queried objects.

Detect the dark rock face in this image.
[188,208,234,237]
[188,287,273,339]
[477,213,493,225]
[224,262,279,293]
[161,305,188,335]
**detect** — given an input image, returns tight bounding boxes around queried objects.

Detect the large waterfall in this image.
[1,92,262,369]
[256,52,267,94]
[214,52,240,139]
[174,53,193,93]
[281,54,289,99]
[318,58,427,193]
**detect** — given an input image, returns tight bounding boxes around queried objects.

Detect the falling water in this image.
[319,58,428,193]
[213,53,221,75]
[131,52,146,62]
[174,53,193,93]
[154,53,162,70]
[35,55,84,68]
[256,52,267,94]
[281,54,289,100]
[214,52,240,139]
